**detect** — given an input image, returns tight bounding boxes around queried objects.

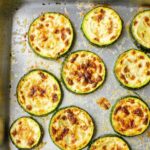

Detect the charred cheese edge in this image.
[49,106,94,150]
[131,10,150,50]
[89,135,130,150]
[17,69,62,116]
[10,117,42,149]
[61,50,106,94]
[28,12,74,59]
[111,96,149,137]
[81,6,122,46]
[114,49,150,89]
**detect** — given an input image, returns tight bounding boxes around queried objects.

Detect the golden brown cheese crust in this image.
[111,97,149,136]
[62,51,106,94]
[28,13,73,59]
[131,10,150,49]
[50,106,94,150]
[82,7,122,46]
[90,136,130,150]
[114,49,150,89]
[17,70,62,116]
[10,117,41,149]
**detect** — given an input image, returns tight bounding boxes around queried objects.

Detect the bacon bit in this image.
[52,127,57,135]
[138,63,142,68]
[28,139,35,146]
[26,105,32,110]
[38,72,47,79]
[39,88,46,97]
[53,84,58,90]
[66,78,73,85]
[28,86,37,97]
[132,50,136,55]
[67,109,77,124]
[102,145,106,150]
[146,62,150,68]
[37,24,43,29]
[42,35,48,41]
[129,119,135,128]
[62,116,67,120]
[134,20,138,26]
[54,29,60,34]
[107,18,113,34]
[16,139,21,143]
[56,128,69,141]
[66,27,71,35]
[124,66,130,73]
[36,47,40,52]
[100,9,105,14]
[12,129,17,136]
[133,108,143,117]
[139,55,144,59]
[40,17,45,21]
[52,93,58,102]
[30,35,34,41]
[114,106,122,115]
[46,23,49,27]
[70,54,78,63]
[96,97,111,110]
[81,53,85,57]
[131,75,135,80]
[120,74,128,84]
[143,117,148,125]
[110,35,116,40]
[121,106,130,115]
[49,15,54,19]
[61,32,66,41]
[96,75,102,82]
[94,37,99,41]
[65,40,69,46]
[147,71,150,75]
[144,16,149,22]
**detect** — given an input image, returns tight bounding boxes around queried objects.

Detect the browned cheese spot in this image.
[96,97,111,110]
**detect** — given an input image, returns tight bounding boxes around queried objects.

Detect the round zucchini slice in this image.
[89,135,130,150]
[28,12,74,59]
[114,49,150,89]
[49,106,94,150]
[17,69,62,116]
[61,50,106,94]
[130,10,150,51]
[10,117,43,149]
[111,96,149,137]
[81,6,123,46]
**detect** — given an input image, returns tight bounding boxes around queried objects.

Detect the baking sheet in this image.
[9,1,150,150]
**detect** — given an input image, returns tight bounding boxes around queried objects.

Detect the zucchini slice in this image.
[17,69,62,116]
[81,6,123,46]
[49,106,94,150]
[10,117,43,149]
[28,12,74,59]
[89,135,131,150]
[130,10,150,51]
[61,50,106,94]
[114,49,150,89]
[111,96,149,136]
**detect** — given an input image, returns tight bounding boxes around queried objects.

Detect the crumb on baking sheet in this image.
[96,97,111,110]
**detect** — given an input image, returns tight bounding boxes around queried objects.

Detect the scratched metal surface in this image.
[9,1,150,150]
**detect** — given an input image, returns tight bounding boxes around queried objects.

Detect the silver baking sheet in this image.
[10,1,150,150]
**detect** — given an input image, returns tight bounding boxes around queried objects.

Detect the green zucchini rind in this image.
[114,49,150,89]
[10,116,43,149]
[49,106,95,150]
[88,134,131,150]
[130,10,150,51]
[81,6,123,47]
[17,69,62,116]
[28,12,74,59]
[61,50,106,94]
[110,96,149,137]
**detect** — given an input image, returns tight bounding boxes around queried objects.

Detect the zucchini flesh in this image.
[17,70,62,116]
[10,117,42,149]
[81,6,122,46]
[49,106,94,150]
[89,135,130,150]
[111,96,149,136]
[28,12,74,59]
[114,49,150,89]
[131,10,150,50]
[61,50,106,94]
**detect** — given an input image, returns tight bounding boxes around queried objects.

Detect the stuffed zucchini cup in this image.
[81,6,123,46]
[49,106,94,150]
[61,50,106,94]
[28,12,74,59]
[130,10,150,51]
[114,49,150,89]
[89,135,130,150]
[111,96,149,137]
[17,69,62,116]
[10,117,43,149]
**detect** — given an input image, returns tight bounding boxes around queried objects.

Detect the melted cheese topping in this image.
[62,51,106,94]
[17,70,61,116]
[50,106,94,150]
[114,49,150,88]
[10,117,41,149]
[28,13,73,59]
[131,10,150,49]
[112,97,149,136]
[90,136,130,150]
[82,7,122,46]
